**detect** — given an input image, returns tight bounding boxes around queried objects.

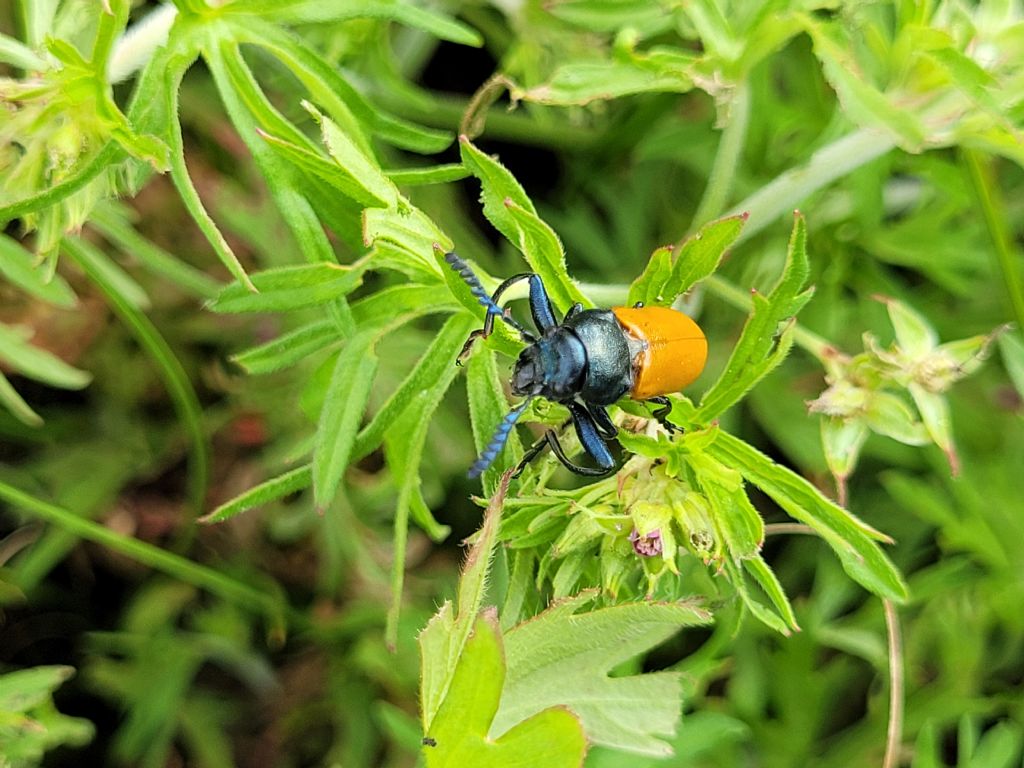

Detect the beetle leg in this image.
[513,405,616,478]
[444,252,537,348]
[646,395,681,433]
[564,302,584,321]
[633,301,644,308]
[584,403,618,439]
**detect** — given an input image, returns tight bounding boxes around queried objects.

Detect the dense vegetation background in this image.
[1,1,1023,766]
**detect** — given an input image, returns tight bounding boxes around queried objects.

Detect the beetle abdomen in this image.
[612,306,707,399]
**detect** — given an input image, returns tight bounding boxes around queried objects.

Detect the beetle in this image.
[445,252,707,479]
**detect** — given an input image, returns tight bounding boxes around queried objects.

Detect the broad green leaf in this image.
[363,206,450,279]
[239,0,482,47]
[707,430,909,602]
[460,137,589,313]
[494,599,712,756]
[420,471,514,730]
[424,612,586,768]
[0,324,91,390]
[354,313,473,463]
[466,349,524,496]
[232,320,338,375]
[199,464,312,524]
[0,234,77,307]
[209,262,368,313]
[312,332,378,510]
[697,214,812,421]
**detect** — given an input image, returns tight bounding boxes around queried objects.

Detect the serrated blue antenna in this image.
[444,252,531,337]
[444,252,504,316]
[468,398,533,479]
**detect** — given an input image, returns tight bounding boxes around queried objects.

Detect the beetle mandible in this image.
[445,252,707,479]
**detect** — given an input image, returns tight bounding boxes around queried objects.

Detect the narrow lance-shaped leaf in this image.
[313,332,379,510]
[0,234,77,307]
[354,313,472,463]
[209,262,368,313]
[200,464,313,524]
[466,349,524,496]
[0,370,44,427]
[232,320,338,375]
[697,213,812,421]
[459,137,589,313]
[707,430,909,602]
[0,324,91,390]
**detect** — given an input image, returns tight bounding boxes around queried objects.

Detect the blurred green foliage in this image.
[0,0,1022,766]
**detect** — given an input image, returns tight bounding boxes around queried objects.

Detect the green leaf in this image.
[0,324,91,390]
[199,464,312,524]
[998,332,1024,400]
[161,47,254,290]
[697,213,812,421]
[354,313,472,463]
[0,371,43,426]
[0,665,94,764]
[466,350,524,496]
[312,332,379,510]
[259,130,390,208]
[209,262,368,313]
[232,320,338,375]
[227,15,451,154]
[88,203,220,300]
[627,246,673,307]
[424,612,586,768]
[64,236,209,512]
[0,31,47,71]
[803,17,926,149]
[388,164,470,186]
[420,471,515,729]
[59,230,151,310]
[742,556,799,633]
[0,234,77,308]
[241,0,483,46]
[494,598,712,756]
[514,49,694,106]
[460,137,589,313]
[302,102,400,208]
[707,430,909,602]
[668,214,747,297]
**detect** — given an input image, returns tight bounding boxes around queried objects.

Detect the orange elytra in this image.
[612,306,708,400]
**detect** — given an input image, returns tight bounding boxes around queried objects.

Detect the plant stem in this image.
[961,148,1024,330]
[883,599,905,768]
[0,480,287,624]
[691,81,751,231]
[727,127,897,245]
